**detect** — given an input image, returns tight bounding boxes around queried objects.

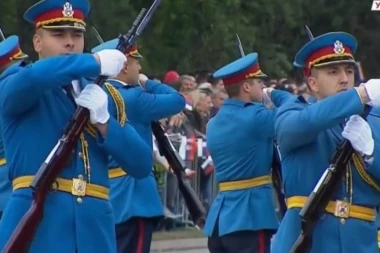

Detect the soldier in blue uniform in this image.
[363,96,380,253]
[272,31,380,252]
[0,35,29,220]
[204,53,293,253]
[0,0,152,252]
[92,39,186,253]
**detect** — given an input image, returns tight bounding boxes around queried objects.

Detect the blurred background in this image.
[1,0,378,251]
[0,0,378,80]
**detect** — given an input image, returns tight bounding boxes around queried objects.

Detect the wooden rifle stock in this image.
[3,104,91,253]
[289,105,372,253]
[151,122,207,228]
[3,1,161,250]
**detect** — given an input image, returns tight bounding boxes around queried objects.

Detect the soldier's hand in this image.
[139,73,149,87]
[262,88,275,108]
[360,79,380,106]
[93,49,126,78]
[75,84,110,124]
[342,115,374,156]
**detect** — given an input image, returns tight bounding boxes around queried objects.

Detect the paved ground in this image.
[151,238,208,253]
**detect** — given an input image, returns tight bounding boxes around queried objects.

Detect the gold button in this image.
[51,181,59,192]
[78,174,83,180]
[77,197,83,204]
[78,152,83,158]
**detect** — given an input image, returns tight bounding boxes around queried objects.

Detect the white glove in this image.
[361,79,380,107]
[342,115,374,156]
[139,73,148,82]
[262,88,275,108]
[139,73,149,87]
[75,84,110,124]
[95,49,127,78]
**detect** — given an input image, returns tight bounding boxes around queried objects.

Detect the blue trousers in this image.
[115,217,154,253]
[208,222,275,253]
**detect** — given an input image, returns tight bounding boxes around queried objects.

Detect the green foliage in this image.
[0,0,378,78]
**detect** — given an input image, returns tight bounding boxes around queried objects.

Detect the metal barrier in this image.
[155,133,219,229]
[155,132,281,231]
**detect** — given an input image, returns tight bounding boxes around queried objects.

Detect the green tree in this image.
[0,0,379,78]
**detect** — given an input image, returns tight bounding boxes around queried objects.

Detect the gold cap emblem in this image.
[62,2,74,18]
[333,40,345,54]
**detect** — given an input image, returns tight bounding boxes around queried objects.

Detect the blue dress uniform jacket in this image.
[0,78,9,215]
[367,107,380,182]
[367,107,380,249]
[0,35,29,215]
[0,54,152,253]
[203,90,292,237]
[0,118,9,214]
[272,90,380,253]
[108,79,186,224]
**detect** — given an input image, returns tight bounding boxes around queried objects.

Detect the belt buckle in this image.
[334,200,350,219]
[72,178,87,197]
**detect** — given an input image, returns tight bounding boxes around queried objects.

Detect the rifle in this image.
[289,105,371,253]
[271,141,287,218]
[235,33,287,217]
[91,26,104,44]
[0,27,5,41]
[88,6,205,229]
[3,1,161,252]
[151,122,207,229]
[290,27,371,252]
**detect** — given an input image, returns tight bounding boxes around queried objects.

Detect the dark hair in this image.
[277,83,294,93]
[207,75,221,86]
[195,70,211,84]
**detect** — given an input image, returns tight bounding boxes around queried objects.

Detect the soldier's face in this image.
[33,28,85,58]
[308,63,355,100]
[246,78,264,102]
[126,57,141,84]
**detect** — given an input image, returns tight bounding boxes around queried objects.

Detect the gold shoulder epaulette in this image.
[104,82,126,126]
[353,152,380,192]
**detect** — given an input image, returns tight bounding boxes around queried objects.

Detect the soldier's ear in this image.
[307,68,319,93]
[241,80,251,93]
[307,76,318,93]
[33,33,42,54]
[122,61,128,75]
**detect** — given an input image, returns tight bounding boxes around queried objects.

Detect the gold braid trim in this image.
[246,70,264,78]
[308,53,353,69]
[84,123,97,137]
[10,51,24,61]
[36,18,86,28]
[82,83,126,137]
[352,152,380,192]
[104,83,126,126]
